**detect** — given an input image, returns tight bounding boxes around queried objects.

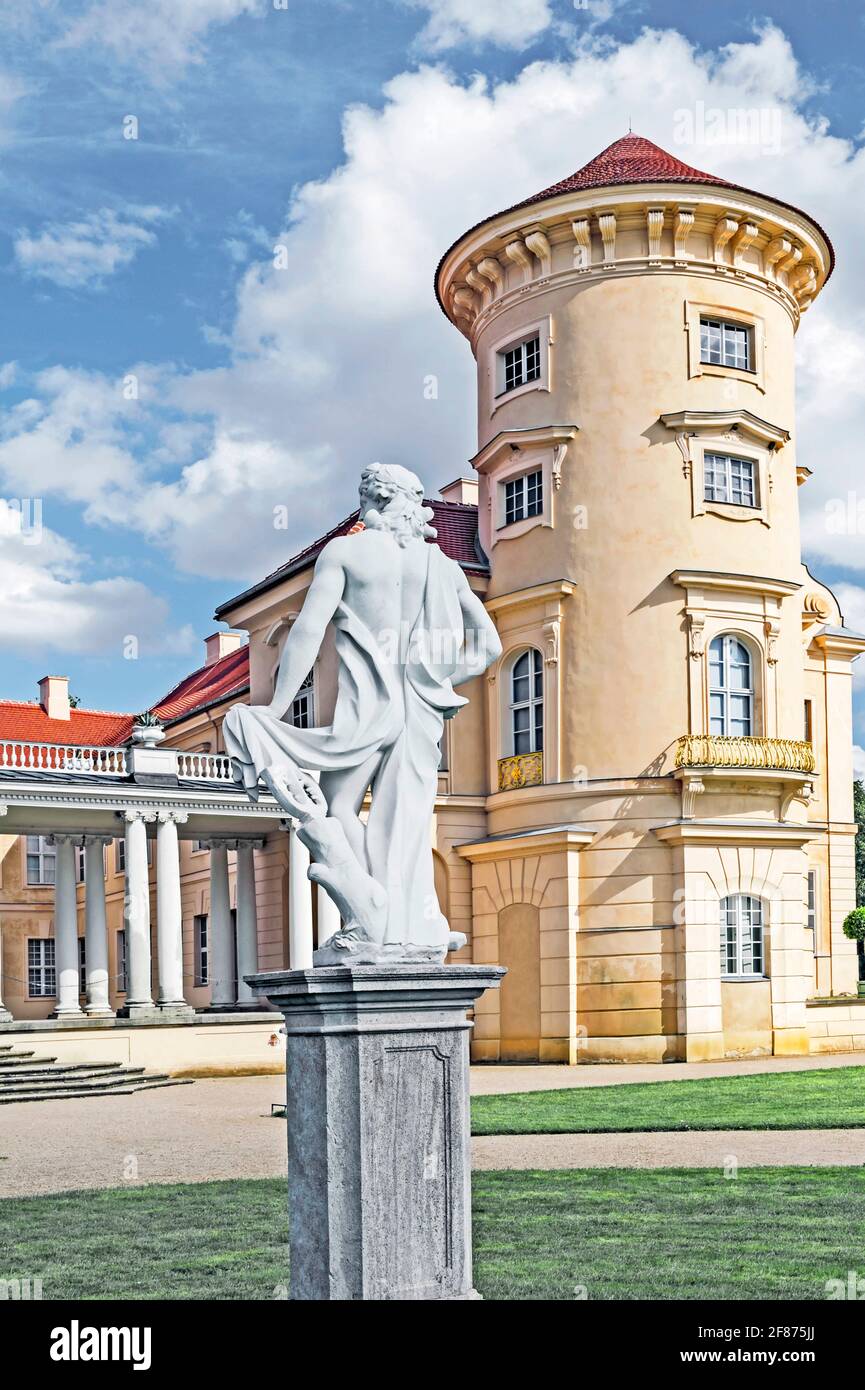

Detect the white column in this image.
[0,919,11,1022]
[235,839,263,1006]
[122,810,155,1013]
[51,835,83,1017]
[288,820,314,969]
[317,883,341,948]
[156,811,188,1008]
[84,835,113,1017]
[209,841,236,1008]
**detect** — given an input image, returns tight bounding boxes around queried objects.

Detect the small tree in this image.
[843,907,865,943]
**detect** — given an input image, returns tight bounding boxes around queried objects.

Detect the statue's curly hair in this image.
[359,463,437,547]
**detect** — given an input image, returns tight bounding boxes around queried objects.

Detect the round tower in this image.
[441,135,859,1067]
[437,133,832,787]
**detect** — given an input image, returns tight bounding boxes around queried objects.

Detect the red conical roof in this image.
[520,132,737,207]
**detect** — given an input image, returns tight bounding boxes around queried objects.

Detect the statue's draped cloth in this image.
[223,543,468,946]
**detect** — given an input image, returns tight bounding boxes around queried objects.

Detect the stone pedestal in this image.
[249,963,504,1301]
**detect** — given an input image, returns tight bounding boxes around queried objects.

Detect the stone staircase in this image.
[0,1044,191,1104]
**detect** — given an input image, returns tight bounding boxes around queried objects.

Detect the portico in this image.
[0,737,319,1032]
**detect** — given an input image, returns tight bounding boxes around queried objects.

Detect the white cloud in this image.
[14,206,171,289]
[400,0,553,51]
[0,500,193,657]
[853,745,865,781]
[7,22,865,599]
[59,0,264,77]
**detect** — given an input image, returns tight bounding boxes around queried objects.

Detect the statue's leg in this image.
[319,751,382,871]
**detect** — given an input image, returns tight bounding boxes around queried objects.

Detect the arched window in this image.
[709,635,754,736]
[510,649,543,755]
[720,894,765,977]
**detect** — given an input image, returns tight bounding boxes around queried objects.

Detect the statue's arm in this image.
[451,569,502,688]
[268,546,346,718]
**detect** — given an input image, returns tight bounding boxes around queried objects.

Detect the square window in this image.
[700,317,752,371]
[498,334,541,396]
[503,469,543,528]
[703,453,757,509]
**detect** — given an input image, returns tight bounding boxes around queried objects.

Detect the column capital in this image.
[120,808,158,825]
[200,837,235,851]
[157,809,189,825]
[46,833,83,847]
[83,833,113,848]
[237,837,267,852]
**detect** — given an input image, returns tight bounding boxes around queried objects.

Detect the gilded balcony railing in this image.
[675,735,815,774]
[498,751,543,791]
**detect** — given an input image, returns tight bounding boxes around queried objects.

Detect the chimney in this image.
[439,477,479,506]
[204,631,243,667]
[39,675,70,721]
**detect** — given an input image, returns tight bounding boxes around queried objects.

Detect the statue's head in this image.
[359,463,437,547]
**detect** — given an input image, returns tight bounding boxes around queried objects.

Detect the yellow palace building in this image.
[1,134,864,1071]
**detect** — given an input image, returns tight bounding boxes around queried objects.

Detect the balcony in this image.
[0,739,235,784]
[675,735,815,774]
[498,751,543,791]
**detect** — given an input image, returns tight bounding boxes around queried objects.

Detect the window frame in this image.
[26,835,56,887]
[709,634,756,738]
[289,669,315,729]
[488,316,552,416]
[700,316,753,372]
[720,894,766,979]
[703,451,759,510]
[28,938,56,998]
[116,929,127,994]
[78,935,87,996]
[508,648,544,757]
[194,913,209,987]
[502,468,544,528]
[686,300,766,394]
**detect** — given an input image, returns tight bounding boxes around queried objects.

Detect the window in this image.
[26,836,55,886]
[500,335,541,395]
[804,699,813,744]
[290,670,315,729]
[78,937,86,995]
[116,930,127,993]
[704,453,757,508]
[510,649,543,755]
[28,939,56,998]
[807,870,818,940]
[700,317,751,371]
[194,914,209,987]
[720,895,765,977]
[504,470,543,527]
[709,635,754,737]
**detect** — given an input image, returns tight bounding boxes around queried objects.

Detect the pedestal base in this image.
[249,962,504,1301]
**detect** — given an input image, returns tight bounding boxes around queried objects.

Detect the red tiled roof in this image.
[435,131,835,306]
[152,643,250,727]
[516,133,737,206]
[0,703,135,747]
[215,499,485,620]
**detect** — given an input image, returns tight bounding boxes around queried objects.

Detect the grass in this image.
[471,1064,865,1135]
[1,1168,863,1300]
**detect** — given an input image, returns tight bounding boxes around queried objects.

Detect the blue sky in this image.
[0,0,864,762]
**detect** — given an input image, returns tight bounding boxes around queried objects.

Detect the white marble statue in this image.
[223,463,502,963]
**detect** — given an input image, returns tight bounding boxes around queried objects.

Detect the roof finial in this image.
[628,115,632,134]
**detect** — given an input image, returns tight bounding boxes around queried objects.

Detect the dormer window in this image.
[504,469,543,526]
[704,453,757,508]
[700,317,751,371]
[500,334,540,395]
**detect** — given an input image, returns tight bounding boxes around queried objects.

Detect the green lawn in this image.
[1,1168,863,1300]
[471,1064,865,1135]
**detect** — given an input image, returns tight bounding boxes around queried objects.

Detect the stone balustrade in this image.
[0,740,129,775]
